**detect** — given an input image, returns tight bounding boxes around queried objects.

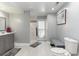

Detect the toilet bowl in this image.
[50,37,78,56]
[51,47,71,56]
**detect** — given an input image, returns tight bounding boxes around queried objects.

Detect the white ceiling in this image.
[0,2,64,16]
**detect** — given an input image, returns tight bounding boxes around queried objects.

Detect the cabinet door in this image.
[8,34,14,49]
[0,36,5,55]
[4,35,10,51]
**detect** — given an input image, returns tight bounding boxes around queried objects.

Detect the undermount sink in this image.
[0,31,6,34]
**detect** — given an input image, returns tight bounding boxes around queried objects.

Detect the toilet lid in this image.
[51,47,71,56]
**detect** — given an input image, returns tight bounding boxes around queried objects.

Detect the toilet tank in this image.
[64,37,78,55]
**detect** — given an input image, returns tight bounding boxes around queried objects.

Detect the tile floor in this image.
[15,41,57,56]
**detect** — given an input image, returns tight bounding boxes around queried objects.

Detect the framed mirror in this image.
[0,17,6,31]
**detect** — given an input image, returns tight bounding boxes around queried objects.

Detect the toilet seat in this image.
[50,47,71,56]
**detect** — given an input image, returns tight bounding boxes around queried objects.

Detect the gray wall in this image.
[9,12,30,43]
[47,14,56,41]
[57,2,79,43]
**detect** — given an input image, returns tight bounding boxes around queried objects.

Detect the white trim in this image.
[14,42,30,48]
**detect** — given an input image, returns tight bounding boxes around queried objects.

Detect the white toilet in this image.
[51,37,78,56]
[64,37,78,55]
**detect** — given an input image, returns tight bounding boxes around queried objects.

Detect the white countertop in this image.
[0,32,14,36]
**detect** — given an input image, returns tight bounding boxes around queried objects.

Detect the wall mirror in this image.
[0,17,6,31]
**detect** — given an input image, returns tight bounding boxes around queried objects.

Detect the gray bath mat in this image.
[3,48,21,56]
[30,42,41,48]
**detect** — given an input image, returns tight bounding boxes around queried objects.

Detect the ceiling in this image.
[0,2,65,16]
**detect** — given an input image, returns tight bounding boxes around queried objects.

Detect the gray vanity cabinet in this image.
[0,36,5,55]
[0,33,14,55]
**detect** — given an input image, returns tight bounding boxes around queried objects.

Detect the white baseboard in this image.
[14,42,30,48]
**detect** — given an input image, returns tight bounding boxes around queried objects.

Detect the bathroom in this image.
[0,2,79,56]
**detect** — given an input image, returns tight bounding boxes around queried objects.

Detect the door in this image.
[30,22,37,43]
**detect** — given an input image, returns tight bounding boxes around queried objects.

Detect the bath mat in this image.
[3,48,21,56]
[30,42,41,48]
